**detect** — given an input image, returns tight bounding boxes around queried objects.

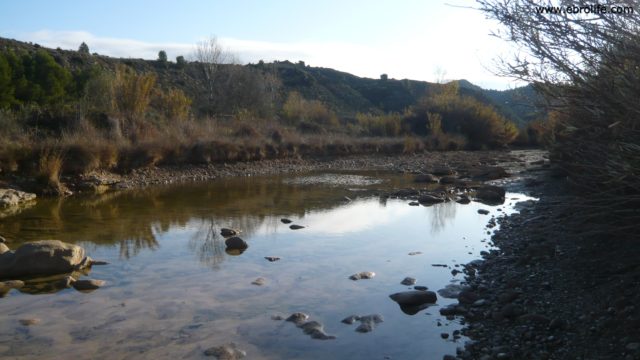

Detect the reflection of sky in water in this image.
[0,174,536,360]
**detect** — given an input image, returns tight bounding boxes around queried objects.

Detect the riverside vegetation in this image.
[0,37,552,195]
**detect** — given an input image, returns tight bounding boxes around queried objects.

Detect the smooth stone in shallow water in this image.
[225,237,248,250]
[477,209,490,215]
[72,279,105,292]
[437,284,470,299]
[341,315,360,325]
[355,314,384,333]
[401,277,416,286]
[414,285,428,291]
[203,343,246,359]
[408,201,420,206]
[280,218,293,224]
[0,240,88,279]
[349,271,375,280]
[389,290,437,306]
[220,228,240,237]
[286,312,309,326]
[300,321,336,340]
[289,224,305,230]
[264,256,280,262]
[19,318,41,326]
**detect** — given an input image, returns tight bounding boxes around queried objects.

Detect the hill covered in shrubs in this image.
[0,36,548,193]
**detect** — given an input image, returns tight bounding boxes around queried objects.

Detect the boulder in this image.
[224,237,248,250]
[0,240,89,279]
[389,290,437,306]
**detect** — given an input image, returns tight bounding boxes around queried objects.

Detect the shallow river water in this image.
[0,171,534,359]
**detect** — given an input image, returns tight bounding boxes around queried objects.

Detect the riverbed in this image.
[0,170,535,359]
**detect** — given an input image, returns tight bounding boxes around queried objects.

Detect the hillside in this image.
[0,37,539,125]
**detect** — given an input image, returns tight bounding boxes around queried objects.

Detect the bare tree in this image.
[477,0,640,236]
[193,36,237,113]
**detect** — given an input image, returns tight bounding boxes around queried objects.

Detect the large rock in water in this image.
[474,185,506,205]
[389,290,438,306]
[0,240,89,279]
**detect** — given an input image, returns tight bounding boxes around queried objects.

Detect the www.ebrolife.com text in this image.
[535,3,634,14]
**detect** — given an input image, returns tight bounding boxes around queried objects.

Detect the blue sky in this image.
[0,0,521,89]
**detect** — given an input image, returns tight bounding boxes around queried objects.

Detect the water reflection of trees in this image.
[0,174,367,263]
[429,201,458,234]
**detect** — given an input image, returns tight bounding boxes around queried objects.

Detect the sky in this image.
[0,0,523,90]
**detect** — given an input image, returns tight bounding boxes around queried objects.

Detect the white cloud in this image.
[14,29,521,89]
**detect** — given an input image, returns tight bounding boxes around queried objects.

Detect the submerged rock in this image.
[251,277,266,286]
[349,271,375,280]
[300,320,336,340]
[280,218,293,224]
[19,318,41,326]
[286,312,309,326]
[264,256,280,262]
[289,224,305,230]
[204,342,246,359]
[0,240,90,279]
[225,237,248,250]
[341,315,360,324]
[401,277,417,286]
[72,279,106,292]
[437,284,470,299]
[477,209,490,215]
[355,314,384,333]
[286,313,336,340]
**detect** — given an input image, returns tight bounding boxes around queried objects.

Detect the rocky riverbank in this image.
[447,170,640,360]
[42,150,544,194]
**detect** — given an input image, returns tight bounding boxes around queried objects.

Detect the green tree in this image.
[0,54,14,109]
[78,42,90,54]
[29,50,72,106]
[158,50,168,63]
[176,55,186,68]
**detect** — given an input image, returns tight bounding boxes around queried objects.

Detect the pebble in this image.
[289,224,305,230]
[280,218,293,224]
[349,271,376,280]
[264,256,280,262]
